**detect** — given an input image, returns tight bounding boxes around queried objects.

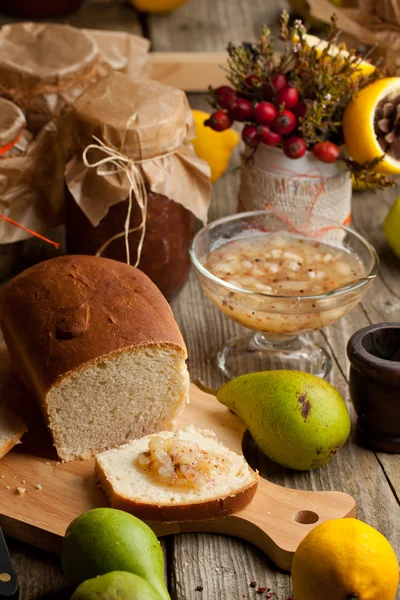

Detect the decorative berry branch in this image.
[205,10,396,187]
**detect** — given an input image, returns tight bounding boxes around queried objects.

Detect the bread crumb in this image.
[5,486,10,490]
[35,484,42,491]
[16,487,26,495]
[21,480,26,484]
[45,462,51,466]
[0,475,4,479]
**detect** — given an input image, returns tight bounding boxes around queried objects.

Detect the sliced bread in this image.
[95,425,259,522]
[0,405,27,459]
[0,255,190,462]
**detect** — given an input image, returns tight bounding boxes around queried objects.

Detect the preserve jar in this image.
[0,0,84,18]
[66,187,195,300]
[0,97,30,159]
[64,72,210,300]
[0,23,149,133]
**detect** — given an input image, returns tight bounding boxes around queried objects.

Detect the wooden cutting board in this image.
[0,345,355,571]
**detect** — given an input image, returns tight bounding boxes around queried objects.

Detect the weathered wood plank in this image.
[147,0,286,51]
[171,186,400,600]
[169,87,400,598]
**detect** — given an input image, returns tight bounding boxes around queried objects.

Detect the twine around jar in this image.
[82,136,148,267]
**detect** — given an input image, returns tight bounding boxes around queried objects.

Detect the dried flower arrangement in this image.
[206,11,396,189]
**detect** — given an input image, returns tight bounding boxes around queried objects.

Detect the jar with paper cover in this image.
[0,23,149,133]
[64,72,211,300]
[0,97,33,279]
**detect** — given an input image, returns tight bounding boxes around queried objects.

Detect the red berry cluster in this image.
[205,75,340,163]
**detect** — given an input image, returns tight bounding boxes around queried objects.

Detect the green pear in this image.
[72,572,163,600]
[217,370,351,471]
[384,196,400,259]
[62,509,170,600]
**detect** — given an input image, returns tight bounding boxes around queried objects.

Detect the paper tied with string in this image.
[64,71,211,263]
[0,22,150,133]
[0,120,65,244]
[308,0,400,73]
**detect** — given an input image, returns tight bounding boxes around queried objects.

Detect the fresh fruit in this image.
[245,74,262,89]
[283,136,307,159]
[343,77,400,174]
[215,86,236,109]
[215,85,236,100]
[384,196,400,259]
[258,125,282,146]
[217,370,351,471]
[227,97,253,122]
[242,125,260,148]
[272,73,287,93]
[61,508,170,600]
[128,0,188,12]
[276,85,299,109]
[72,572,163,600]
[293,100,307,119]
[291,518,399,600]
[273,110,296,135]
[191,110,239,183]
[301,34,376,80]
[253,102,277,125]
[312,141,340,163]
[204,110,232,132]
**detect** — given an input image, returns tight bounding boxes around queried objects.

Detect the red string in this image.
[0,214,60,248]
[265,163,351,236]
[0,131,23,157]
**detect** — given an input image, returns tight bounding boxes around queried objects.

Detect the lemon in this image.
[292,518,399,600]
[128,0,188,12]
[301,34,375,80]
[343,77,400,174]
[190,110,239,183]
[384,196,400,258]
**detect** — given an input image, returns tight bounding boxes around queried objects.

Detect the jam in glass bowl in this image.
[190,210,379,379]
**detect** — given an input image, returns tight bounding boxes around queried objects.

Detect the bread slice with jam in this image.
[95,425,259,522]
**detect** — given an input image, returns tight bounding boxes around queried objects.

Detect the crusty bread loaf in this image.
[0,405,27,459]
[95,426,259,522]
[0,256,189,462]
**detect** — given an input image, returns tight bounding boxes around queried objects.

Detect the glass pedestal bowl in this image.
[190,210,379,379]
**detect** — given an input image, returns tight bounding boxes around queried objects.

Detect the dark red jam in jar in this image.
[66,187,195,300]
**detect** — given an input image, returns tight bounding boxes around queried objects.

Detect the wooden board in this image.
[149,52,228,91]
[0,346,354,571]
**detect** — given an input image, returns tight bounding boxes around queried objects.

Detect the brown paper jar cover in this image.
[0,22,150,132]
[64,71,211,299]
[0,120,64,245]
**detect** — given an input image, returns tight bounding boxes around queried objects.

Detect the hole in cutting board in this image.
[293,510,319,524]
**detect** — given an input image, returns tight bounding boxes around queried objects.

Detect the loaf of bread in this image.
[95,426,259,521]
[0,256,190,462]
[0,405,27,459]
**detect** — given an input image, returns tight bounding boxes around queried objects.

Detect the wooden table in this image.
[1,1,400,598]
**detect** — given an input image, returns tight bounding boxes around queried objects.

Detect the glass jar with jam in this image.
[64,72,211,300]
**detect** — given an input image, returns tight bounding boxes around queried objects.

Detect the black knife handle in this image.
[0,529,18,599]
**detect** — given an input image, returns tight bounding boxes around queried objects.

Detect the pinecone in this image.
[374,95,400,158]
